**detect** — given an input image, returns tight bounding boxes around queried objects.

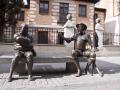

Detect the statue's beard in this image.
[23,33,28,36]
[20,31,28,36]
[20,30,28,36]
[80,32,84,35]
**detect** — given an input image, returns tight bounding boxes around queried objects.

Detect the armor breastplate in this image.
[75,35,87,50]
[14,33,33,51]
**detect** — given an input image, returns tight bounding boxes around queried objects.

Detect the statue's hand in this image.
[91,47,96,52]
[32,49,36,56]
[58,32,71,43]
[14,44,22,50]
[58,32,64,38]
[65,38,71,43]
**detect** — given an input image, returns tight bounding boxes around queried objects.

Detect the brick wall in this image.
[95,9,106,26]
[17,0,95,31]
[76,1,94,30]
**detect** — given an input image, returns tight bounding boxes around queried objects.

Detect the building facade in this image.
[17,0,99,31]
[96,0,120,45]
[96,0,120,19]
[0,0,102,44]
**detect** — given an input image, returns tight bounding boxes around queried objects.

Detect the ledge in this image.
[0,55,88,64]
[103,45,120,47]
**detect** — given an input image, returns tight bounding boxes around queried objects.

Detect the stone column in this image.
[64,14,75,53]
[64,14,76,72]
[95,18,104,49]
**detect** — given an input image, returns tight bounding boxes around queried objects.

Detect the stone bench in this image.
[0,55,89,74]
[0,55,88,64]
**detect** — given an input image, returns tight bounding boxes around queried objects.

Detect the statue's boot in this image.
[8,56,20,82]
[72,51,82,77]
[75,69,81,77]
[26,53,33,81]
[74,60,81,77]
[8,76,12,82]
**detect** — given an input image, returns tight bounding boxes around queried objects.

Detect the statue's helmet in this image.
[76,23,87,31]
[20,24,29,36]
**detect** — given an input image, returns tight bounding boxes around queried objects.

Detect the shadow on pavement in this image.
[1,58,120,80]
[32,73,73,81]
[96,59,120,74]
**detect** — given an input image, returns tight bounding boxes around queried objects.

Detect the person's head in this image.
[96,18,101,23]
[76,23,87,34]
[20,24,29,36]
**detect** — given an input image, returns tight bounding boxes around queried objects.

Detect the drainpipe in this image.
[93,3,96,49]
[113,0,114,16]
[118,0,120,16]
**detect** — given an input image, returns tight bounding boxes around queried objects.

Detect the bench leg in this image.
[66,62,77,73]
[14,63,26,75]
[66,60,81,77]
[91,61,95,75]
[85,62,91,75]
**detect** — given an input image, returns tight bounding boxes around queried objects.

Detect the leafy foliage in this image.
[0,0,23,27]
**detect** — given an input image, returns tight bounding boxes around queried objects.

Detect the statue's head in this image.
[20,24,29,36]
[76,23,87,34]
[67,14,72,20]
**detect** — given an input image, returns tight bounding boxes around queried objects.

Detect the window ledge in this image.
[57,20,66,24]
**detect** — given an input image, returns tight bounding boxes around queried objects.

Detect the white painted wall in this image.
[105,16,120,45]
[105,16,120,33]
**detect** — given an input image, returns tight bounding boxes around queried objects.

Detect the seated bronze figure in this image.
[61,23,103,77]
[8,24,36,82]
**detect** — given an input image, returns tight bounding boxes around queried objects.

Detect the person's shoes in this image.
[28,75,33,81]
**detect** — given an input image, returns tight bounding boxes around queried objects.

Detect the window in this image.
[17,11,24,21]
[94,13,98,19]
[59,3,69,23]
[117,1,120,8]
[38,31,48,44]
[79,4,87,17]
[94,13,98,24]
[39,1,49,14]
[16,0,30,8]
[57,32,64,45]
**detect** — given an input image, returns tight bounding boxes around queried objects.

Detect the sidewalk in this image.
[0,56,120,90]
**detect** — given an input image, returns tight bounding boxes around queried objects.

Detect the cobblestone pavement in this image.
[0,57,120,90]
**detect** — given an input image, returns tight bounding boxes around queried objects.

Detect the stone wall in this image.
[76,1,94,30]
